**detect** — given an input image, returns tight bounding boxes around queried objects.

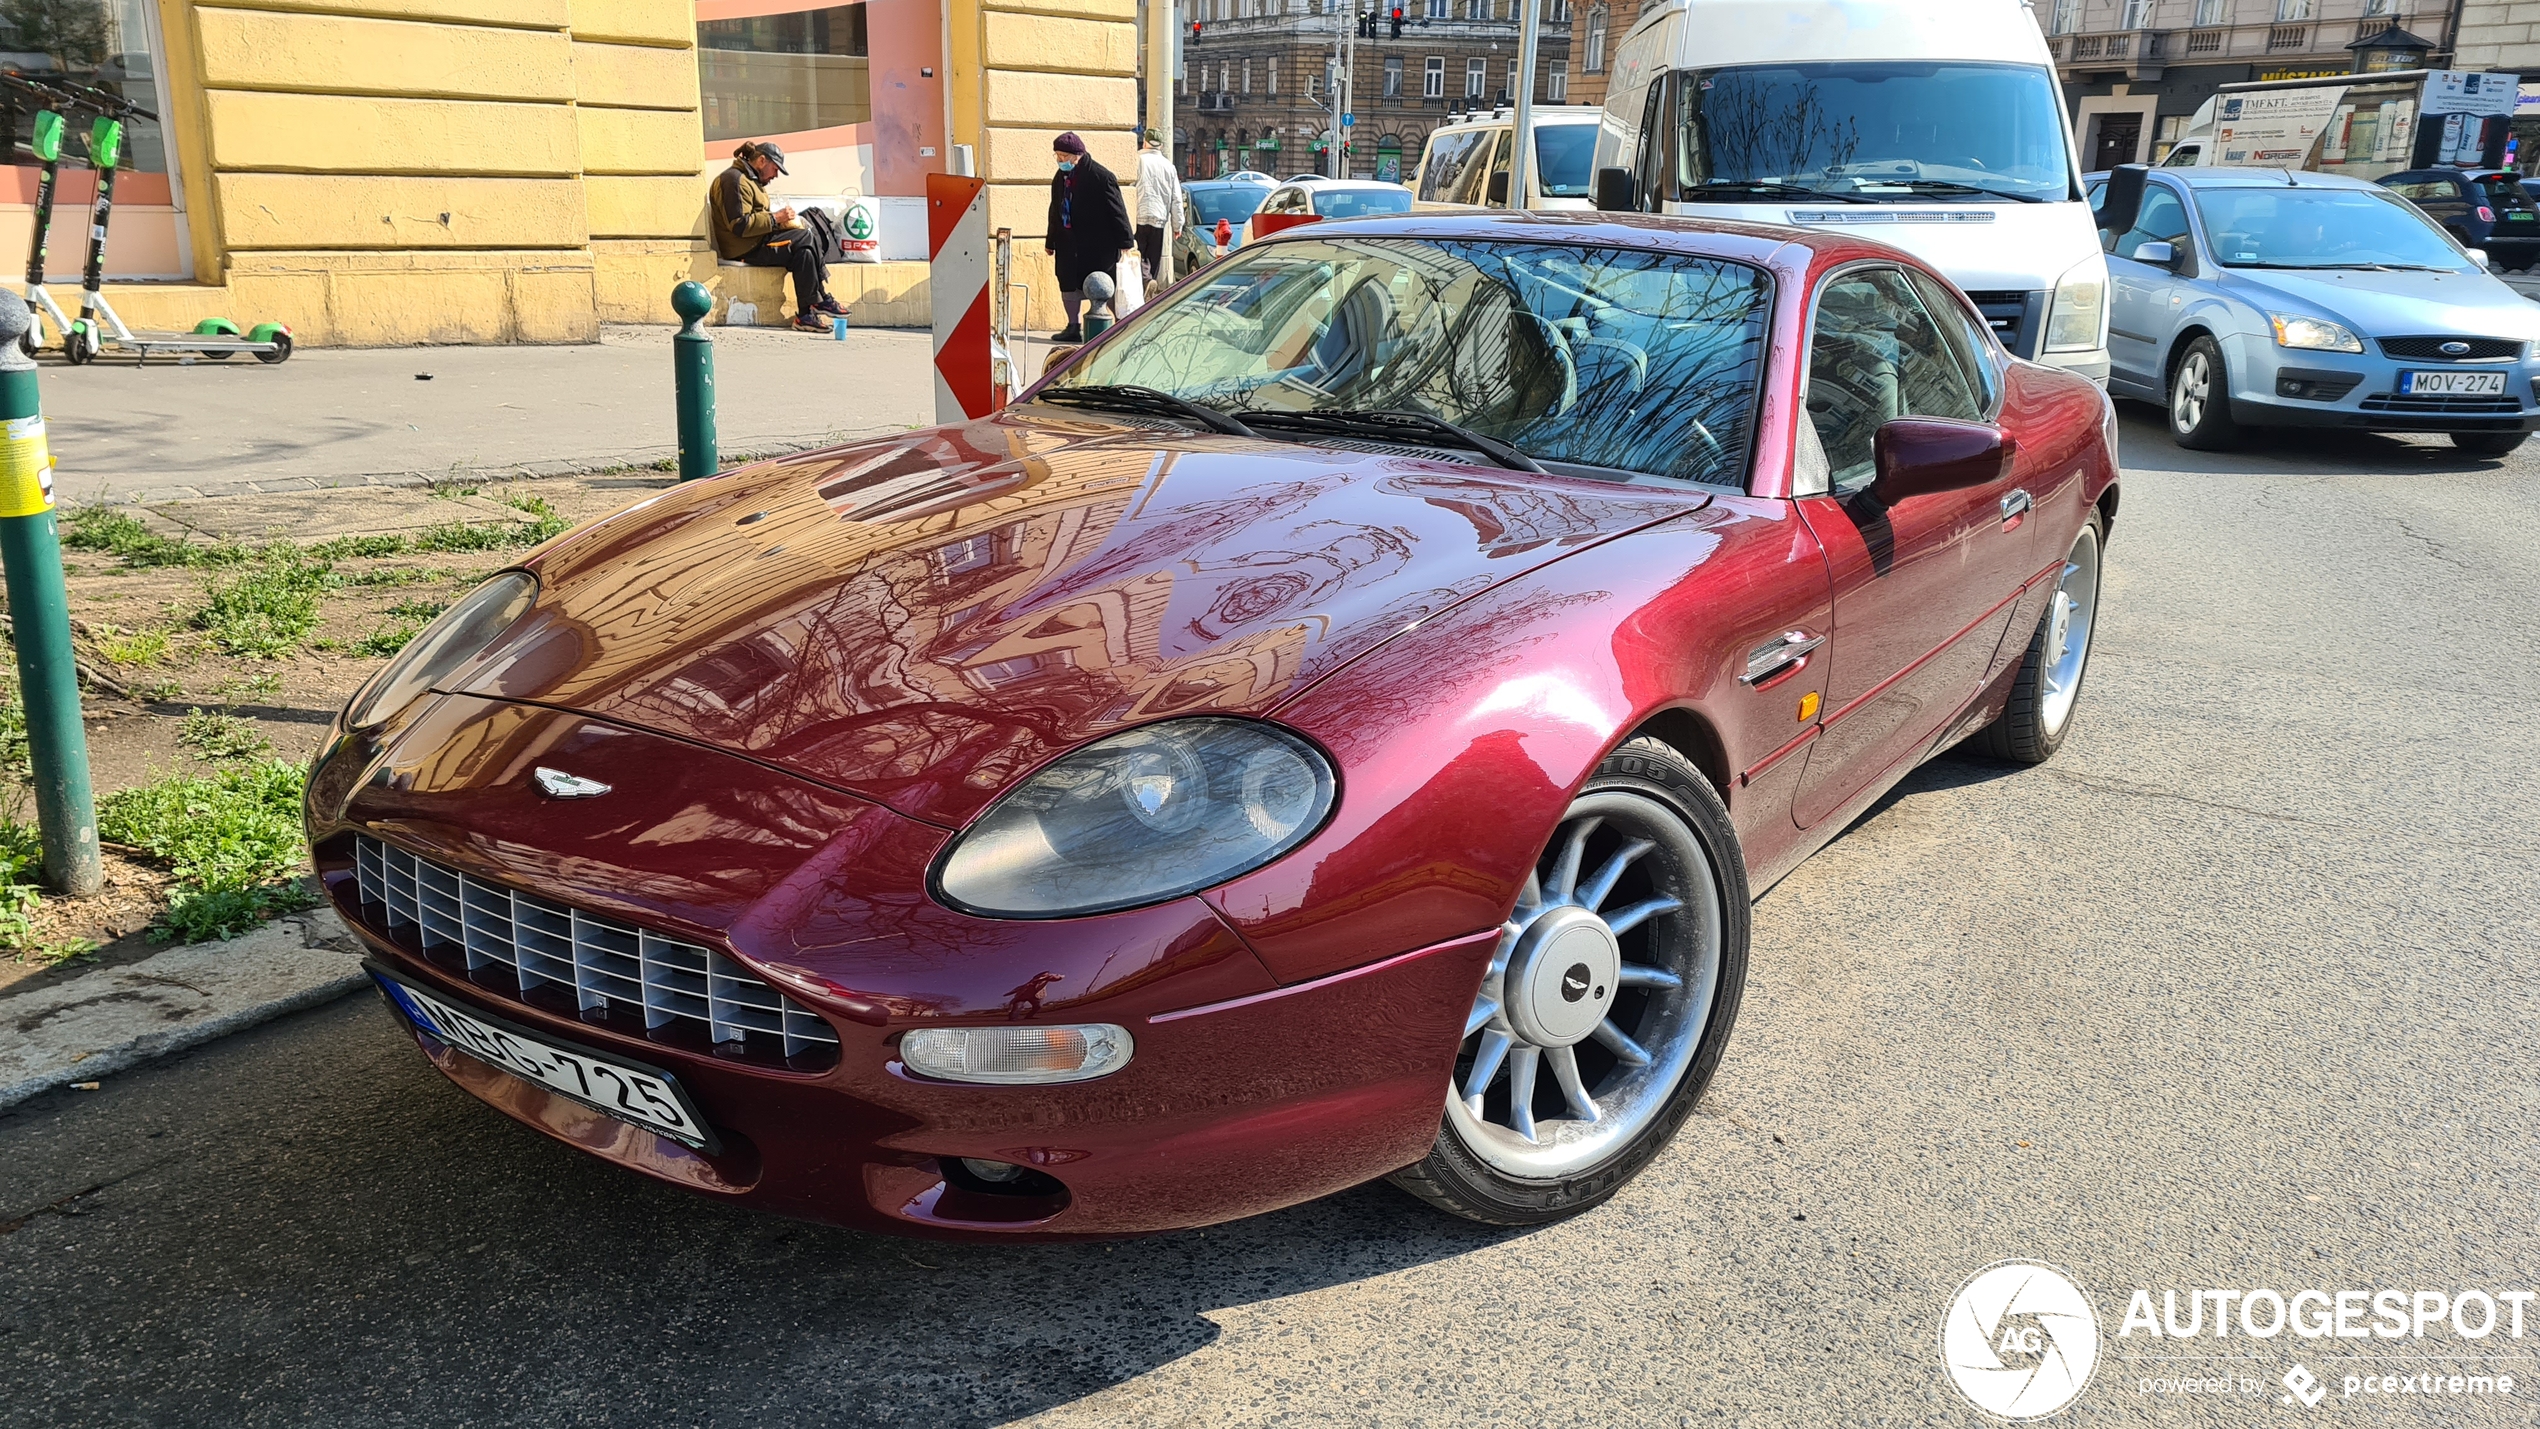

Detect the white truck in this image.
[2159,69,2522,178]
[1591,0,2109,384]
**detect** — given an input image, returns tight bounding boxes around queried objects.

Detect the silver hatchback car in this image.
[2087,166,2540,456]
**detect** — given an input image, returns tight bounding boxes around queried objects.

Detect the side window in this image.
[1632,72,1669,211]
[1909,271,2000,415]
[1807,268,1982,494]
[1449,134,1502,205]
[1418,131,1482,201]
[2112,187,2189,259]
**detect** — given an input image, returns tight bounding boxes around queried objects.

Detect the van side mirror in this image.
[1595,167,1637,212]
[1486,171,1511,206]
[2128,240,2178,268]
[1871,418,2017,505]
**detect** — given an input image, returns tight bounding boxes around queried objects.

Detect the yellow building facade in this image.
[0,0,1136,344]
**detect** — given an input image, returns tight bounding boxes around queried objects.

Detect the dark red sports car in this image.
[307,213,2117,1237]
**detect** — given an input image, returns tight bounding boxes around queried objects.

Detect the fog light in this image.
[899,1024,1134,1084]
[960,1157,1026,1183]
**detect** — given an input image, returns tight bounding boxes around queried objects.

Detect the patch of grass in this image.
[345,565,434,587]
[92,624,172,667]
[132,677,185,705]
[308,534,408,561]
[98,760,314,943]
[178,708,273,763]
[500,492,573,543]
[189,547,336,657]
[353,620,423,657]
[63,507,250,569]
[212,671,284,703]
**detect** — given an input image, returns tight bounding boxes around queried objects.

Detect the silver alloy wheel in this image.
[2171,350,2211,434]
[1446,790,1723,1179]
[2039,523,2101,737]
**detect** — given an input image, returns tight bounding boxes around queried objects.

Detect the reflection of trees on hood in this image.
[1698,76,1859,181]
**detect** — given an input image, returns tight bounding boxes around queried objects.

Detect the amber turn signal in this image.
[1798,691,1821,723]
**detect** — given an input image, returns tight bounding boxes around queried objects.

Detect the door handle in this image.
[1741,628,1825,686]
[2000,488,2033,529]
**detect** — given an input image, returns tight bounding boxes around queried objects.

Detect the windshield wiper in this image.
[2229,261,2453,272]
[1033,383,1259,438]
[1681,180,1874,205]
[1239,407,1545,473]
[1857,179,2048,204]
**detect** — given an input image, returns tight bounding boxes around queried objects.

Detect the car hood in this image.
[2217,266,2540,340]
[464,413,1710,827]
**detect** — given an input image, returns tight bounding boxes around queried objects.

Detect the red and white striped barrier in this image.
[927,174,994,424]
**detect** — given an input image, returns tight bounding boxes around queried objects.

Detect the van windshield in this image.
[1666,62,2075,205]
[1533,123,1598,197]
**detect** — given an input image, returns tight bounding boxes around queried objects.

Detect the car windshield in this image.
[1669,61,2074,203]
[1192,186,1271,225]
[2193,187,2475,270]
[1040,237,1771,485]
[1315,188,1414,219]
[1534,123,1599,197]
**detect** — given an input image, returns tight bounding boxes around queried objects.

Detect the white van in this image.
[1413,106,1608,211]
[1595,0,2108,383]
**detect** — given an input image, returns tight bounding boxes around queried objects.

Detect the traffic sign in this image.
[1342,113,1356,127]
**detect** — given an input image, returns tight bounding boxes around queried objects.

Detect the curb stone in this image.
[0,910,369,1111]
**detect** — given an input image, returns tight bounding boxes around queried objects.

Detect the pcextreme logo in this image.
[1940,1260,2102,1420]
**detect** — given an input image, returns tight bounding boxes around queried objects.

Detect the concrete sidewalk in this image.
[42,323,941,504]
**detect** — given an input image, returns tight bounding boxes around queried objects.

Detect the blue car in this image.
[2087,166,2540,455]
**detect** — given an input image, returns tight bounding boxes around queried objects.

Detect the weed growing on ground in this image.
[92,624,172,667]
[0,685,98,963]
[212,671,283,703]
[345,565,434,587]
[98,760,315,943]
[190,547,336,656]
[63,508,249,569]
[308,534,407,561]
[353,595,451,657]
[178,708,273,763]
[132,677,185,705]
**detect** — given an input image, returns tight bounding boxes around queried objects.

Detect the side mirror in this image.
[2466,247,2493,270]
[1595,166,1637,212]
[1486,171,1511,206]
[1871,418,2017,505]
[2095,164,2148,238]
[2129,239,2178,268]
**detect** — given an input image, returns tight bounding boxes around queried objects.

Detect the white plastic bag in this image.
[1114,252,1145,314]
[725,299,759,327]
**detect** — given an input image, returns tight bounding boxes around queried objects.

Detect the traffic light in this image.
[1389,4,1403,37]
[1190,19,1202,38]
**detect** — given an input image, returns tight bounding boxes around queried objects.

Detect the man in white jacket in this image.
[1133,129,1181,288]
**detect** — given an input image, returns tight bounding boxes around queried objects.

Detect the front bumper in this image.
[310,693,1489,1239]
[2226,332,2540,433]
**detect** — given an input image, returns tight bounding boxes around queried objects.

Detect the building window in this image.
[1583,3,1607,72]
[2363,0,2391,12]
[2049,0,2078,35]
[2119,0,2151,26]
[1385,55,1403,96]
[2274,0,2311,19]
[1465,57,1485,98]
[1463,0,1483,18]
[1424,55,1445,97]
[1425,0,1447,17]
[698,4,872,141]
[1269,55,1278,92]
[1549,66,1566,101]
[1241,58,1251,93]
[1549,0,1569,19]
[1507,58,1519,101]
[2194,0,2225,23]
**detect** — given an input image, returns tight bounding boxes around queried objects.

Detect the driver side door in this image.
[1789,266,2036,830]
[2103,182,2193,399]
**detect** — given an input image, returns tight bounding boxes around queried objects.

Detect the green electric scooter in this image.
[57,95,291,365]
[3,71,91,358]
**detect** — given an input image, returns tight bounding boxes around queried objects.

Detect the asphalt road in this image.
[5,410,2537,1427]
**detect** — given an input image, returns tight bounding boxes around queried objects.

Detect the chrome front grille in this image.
[352,835,839,1069]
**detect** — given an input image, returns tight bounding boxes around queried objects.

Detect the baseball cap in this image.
[741,140,789,175]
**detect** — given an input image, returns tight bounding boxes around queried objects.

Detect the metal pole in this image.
[1148,0,1176,197]
[670,281,718,481]
[1507,0,1541,210]
[0,291,97,897]
[1342,0,1356,179]
[992,226,1014,403]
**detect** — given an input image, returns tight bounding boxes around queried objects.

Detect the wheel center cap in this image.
[1503,905,1620,1048]
[2048,591,2074,664]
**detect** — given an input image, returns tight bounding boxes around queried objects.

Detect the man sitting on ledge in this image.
[711,141,846,333]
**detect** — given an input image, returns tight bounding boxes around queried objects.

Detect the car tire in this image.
[2168,336,2238,450]
[1981,510,2106,766]
[2449,430,2527,456]
[1390,736,1750,1226]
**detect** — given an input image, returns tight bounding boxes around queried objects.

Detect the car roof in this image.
[1189,177,1271,189]
[2088,167,2388,192]
[1278,207,1910,271]
[1430,106,1604,133]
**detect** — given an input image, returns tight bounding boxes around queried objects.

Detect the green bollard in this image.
[1082,308,1111,339]
[672,280,717,482]
[0,291,98,897]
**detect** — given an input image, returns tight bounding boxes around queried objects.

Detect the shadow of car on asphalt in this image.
[2110,400,2526,477]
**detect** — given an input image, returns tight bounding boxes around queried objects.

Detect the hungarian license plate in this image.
[2399,369,2507,397]
[373,967,717,1151]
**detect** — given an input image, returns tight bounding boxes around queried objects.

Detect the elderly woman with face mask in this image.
[1044,132,1135,342]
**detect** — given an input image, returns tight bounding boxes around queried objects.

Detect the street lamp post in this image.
[1506,0,1540,209]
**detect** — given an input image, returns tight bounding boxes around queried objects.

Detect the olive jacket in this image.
[710,161,782,261]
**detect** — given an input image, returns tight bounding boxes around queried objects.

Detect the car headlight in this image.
[934,717,1336,919]
[2044,256,2107,353]
[2267,312,2364,353]
[342,571,537,730]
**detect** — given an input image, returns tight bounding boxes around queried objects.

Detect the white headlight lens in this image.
[343,571,536,729]
[2267,312,2363,353]
[900,1024,1134,1084]
[2045,259,2107,353]
[935,717,1335,918]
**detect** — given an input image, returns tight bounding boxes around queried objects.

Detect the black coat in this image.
[1048,155,1134,288]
